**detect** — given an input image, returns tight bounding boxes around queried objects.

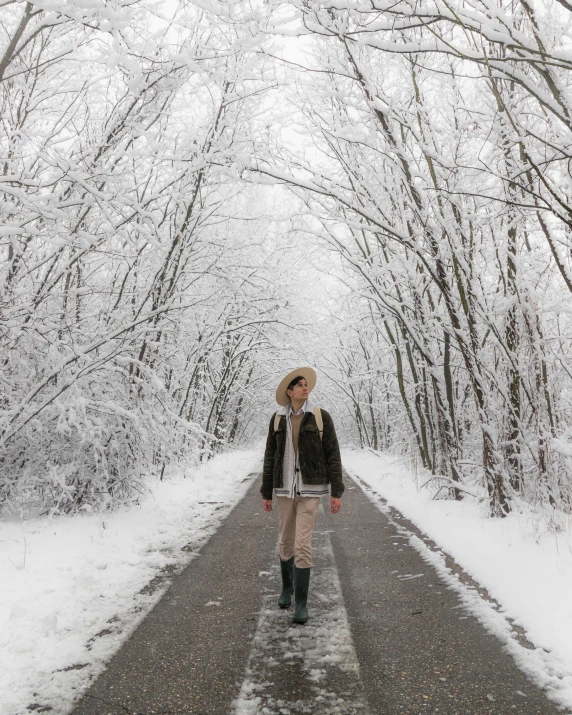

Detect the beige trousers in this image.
[277,496,321,568]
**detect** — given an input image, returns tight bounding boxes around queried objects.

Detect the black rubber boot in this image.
[292,566,311,624]
[278,556,294,609]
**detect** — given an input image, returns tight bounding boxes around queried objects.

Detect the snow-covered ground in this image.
[3,446,571,714]
[0,449,260,715]
[343,449,572,712]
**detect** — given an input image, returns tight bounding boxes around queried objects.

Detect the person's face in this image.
[286,378,309,402]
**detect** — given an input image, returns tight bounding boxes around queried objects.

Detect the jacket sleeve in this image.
[261,414,277,500]
[322,410,345,498]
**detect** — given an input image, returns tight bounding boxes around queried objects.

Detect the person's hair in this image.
[286,375,306,392]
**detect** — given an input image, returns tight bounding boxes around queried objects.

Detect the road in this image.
[72,473,564,714]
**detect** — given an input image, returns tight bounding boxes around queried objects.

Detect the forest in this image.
[2,0,572,520]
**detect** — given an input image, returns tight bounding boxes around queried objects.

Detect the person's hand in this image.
[262,499,273,512]
[330,497,341,514]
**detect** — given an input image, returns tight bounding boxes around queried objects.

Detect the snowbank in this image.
[0,449,261,715]
[343,449,572,712]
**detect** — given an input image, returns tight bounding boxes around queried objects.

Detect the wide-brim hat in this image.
[275,367,317,406]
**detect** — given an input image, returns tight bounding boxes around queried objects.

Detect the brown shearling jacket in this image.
[261,408,344,500]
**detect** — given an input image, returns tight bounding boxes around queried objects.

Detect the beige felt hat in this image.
[275,367,317,406]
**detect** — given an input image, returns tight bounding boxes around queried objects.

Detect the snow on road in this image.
[343,449,572,712]
[233,506,369,715]
[0,449,260,715]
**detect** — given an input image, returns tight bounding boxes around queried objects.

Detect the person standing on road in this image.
[261,367,344,624]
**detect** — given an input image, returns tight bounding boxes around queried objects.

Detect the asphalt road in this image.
[71,473,565,715]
